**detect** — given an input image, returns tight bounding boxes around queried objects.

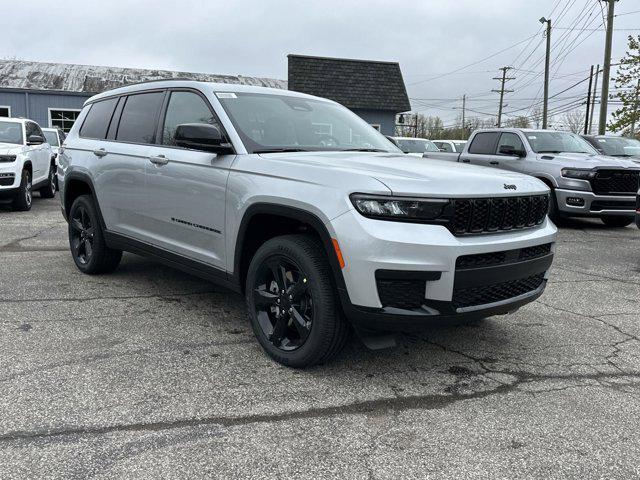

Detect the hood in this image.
[258,151,549,197]
[0,143,23,155]
[535,152,640,169]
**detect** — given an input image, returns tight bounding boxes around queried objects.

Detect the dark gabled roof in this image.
[287,54,411,113]
[0,60,287,94]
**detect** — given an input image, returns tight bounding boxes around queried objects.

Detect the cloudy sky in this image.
[2,0,637,127]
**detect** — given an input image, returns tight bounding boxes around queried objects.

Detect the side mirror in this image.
[498,145,525,157]
[27,134,45,145]
[174,123,233,154]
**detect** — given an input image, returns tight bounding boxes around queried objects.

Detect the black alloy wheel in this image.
[253,255,313,351]
[70,204,95,265]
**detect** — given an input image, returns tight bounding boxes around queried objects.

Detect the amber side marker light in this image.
[332,238,346,269]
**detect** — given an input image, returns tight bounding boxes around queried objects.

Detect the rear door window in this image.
[80,97,119,139]
[116,92,164,144]
[468,132,500,154]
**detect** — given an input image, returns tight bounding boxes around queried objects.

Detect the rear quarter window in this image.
[468,132,500,154]
[115,92,164,144]
[80,97,119,139]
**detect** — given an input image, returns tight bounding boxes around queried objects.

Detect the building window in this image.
[48,109,81,133]
[370,124,381,131]
[0,106,10,117]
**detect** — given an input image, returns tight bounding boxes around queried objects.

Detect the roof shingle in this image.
[288,54,410,113]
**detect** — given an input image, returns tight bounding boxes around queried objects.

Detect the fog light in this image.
[566,197,585,207]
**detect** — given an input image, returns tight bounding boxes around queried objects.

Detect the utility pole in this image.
[584,65,594,134]
[492,67,514,127]
[589,64,600,134]
[461,94,466,139]
[599,0,618,135]
[540,16,552,129]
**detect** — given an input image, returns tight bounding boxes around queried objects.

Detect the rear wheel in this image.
[245,235,348,368]
[11,169,32,211]
[601,216,633,228]
[39,163,56,198]
[68,195,122,274]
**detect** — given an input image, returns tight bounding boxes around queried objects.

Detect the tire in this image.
[68,195,122,274]
[601,216,633,228]
[11,169,32,211]
[245,234,349,368]
[39,163,57,199]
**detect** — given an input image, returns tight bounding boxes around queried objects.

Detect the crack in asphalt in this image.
[552,265,640,286]
[0,369,638,445]
[0,226,65,253]
[0,290,222,304]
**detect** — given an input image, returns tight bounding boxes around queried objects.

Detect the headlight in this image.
[350,194,451,222]
[0,155,17,163]
[561,168,596,180]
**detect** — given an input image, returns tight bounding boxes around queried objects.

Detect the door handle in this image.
[93,148,107,158]
[490,161,499,165]
[461,159,470,163]
[149,155,169,166]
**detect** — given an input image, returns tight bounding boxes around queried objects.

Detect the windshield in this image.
[216,92,400,154]
[0,121,23,145]
[396,138,440,153]
[593,136,640,157]
[453,142,466,153]
[43,130,59,146]
[525,131,597,154]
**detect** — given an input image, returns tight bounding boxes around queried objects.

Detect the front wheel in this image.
[245,234,348,368]
[601,216,633,228]
[11,169,32,211]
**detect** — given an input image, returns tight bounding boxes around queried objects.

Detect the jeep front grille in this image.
[452,273,545,309]
[449,195,549,235]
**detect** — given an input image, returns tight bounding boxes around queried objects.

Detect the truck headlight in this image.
[350,194,451,222]
[561,168,596,180]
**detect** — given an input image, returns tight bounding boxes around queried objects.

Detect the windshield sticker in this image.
[527,136,537,139]
[597,139,607,142]
[216,92,237,99]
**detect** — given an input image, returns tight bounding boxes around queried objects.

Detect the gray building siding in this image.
[0,89,90,127]
[352,109,396,136]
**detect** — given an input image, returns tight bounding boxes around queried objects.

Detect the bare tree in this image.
[561,109,585,134]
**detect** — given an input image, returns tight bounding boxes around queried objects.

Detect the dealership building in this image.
[0,56,409,135]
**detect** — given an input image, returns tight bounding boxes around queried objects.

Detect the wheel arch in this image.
[63,172,107,230]
[233,203,348,299]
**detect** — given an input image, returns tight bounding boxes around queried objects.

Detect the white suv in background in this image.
[42,127,66,190]
[59,81,557,368]
[0,118,56,210]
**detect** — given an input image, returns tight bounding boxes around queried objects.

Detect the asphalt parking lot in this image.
[1,196,639,479]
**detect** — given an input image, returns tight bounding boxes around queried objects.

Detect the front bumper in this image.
[555,188,636,217]
[330,209,557,330]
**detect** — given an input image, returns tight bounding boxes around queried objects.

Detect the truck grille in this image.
[452,273,545,309]
[590,170,639,195]
[450,195,549,235]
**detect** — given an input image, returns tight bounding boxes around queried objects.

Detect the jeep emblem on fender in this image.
[503,184,517,190]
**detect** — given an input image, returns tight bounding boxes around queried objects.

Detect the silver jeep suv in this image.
[59,81,557,367]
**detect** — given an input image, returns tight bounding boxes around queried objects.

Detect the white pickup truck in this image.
[424,128,640,227]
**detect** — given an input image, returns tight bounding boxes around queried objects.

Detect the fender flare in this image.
[63,171,107,230]
[233,203,350,300]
